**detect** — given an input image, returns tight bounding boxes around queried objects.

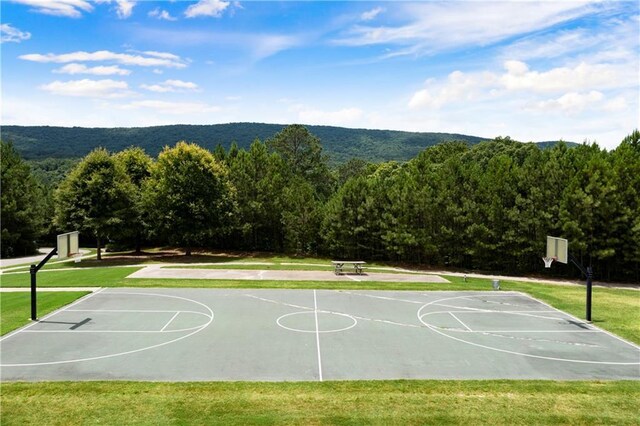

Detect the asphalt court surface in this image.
[1,288,638,381]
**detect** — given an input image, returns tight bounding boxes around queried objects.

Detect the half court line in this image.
[313,289,323,381]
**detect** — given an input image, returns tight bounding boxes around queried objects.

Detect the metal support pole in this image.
[29,247,58,321]
[586,266,593,322]
[30,264,37,320]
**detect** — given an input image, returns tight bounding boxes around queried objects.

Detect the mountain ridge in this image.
[2,123,575,164]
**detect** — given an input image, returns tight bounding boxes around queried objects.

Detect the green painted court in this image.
[1,288,638,381]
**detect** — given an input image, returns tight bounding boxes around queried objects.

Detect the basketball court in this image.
[1,288,638,381]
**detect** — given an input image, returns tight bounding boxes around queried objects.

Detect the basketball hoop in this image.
[542,256,556,268]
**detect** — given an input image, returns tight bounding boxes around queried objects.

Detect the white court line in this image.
[519,292,640,351]
[0,288,106,343]
[344,274,361,282]
[1,291,214,367]
[313,290,323,381]
[161,312,180,332]
[417,294,640,365]
[432,302,581,323]
[67,309,209,317]
[21,327,204,333]
[338,290,424,304]
[244,294,313,311]
[449,312,472,331]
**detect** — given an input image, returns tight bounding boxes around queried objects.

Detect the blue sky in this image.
[1,1,638,149]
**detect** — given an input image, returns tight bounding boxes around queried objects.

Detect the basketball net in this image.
[542,256,556,268]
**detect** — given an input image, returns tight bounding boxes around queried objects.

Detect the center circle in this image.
[277,311,357,333]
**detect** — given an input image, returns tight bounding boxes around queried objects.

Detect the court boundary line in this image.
[0,290,214,367]
[313,290,323,381]
[0,288,106,343]
[417,294,640,365]
[519,291,640,351]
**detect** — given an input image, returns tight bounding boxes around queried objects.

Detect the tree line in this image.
[2,126,638,281]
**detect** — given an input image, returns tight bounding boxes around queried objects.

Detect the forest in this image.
[2,125,638,282]
[5,122,572,164]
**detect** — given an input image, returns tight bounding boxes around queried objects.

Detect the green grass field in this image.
[0,291,89,335]
[1,255,638,425]
[2,381,639,425]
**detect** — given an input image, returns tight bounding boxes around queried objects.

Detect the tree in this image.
[142,142,235,256]
[113,147,153,253]
[227,139,288,250]
[1,141,47,258]
[54,148,134,260]
[267,125,333,198]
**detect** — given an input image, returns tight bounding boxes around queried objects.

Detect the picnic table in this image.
[332,261,366,275]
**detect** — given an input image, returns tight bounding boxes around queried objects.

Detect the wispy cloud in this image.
[293,105,364,126]
[11,0,93,18]
[122,100,221,114]
[52,63,131,75]
[141,79,199,93]
[185,0,230,18]
[94,0,135,19]
[0,23,31,43]
[149,8,177,21]
[40,79,133,98]
[336,2,602,57]
[360,7,384,22]
[20,50,187,68]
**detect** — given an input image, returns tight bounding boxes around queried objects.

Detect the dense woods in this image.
[9,123,539,164]
[1,127,638,282]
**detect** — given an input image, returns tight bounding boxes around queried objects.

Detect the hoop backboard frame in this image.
[546,236,568,265]
[57,231,80,260]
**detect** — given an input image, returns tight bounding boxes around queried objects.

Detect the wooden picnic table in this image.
[331,261,366,275]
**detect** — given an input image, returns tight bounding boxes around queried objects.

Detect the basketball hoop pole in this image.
[30,247,57,320]
[568,254,593,322]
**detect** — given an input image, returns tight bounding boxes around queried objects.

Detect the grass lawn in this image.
[0,291,89,335]
[1,381,639,425]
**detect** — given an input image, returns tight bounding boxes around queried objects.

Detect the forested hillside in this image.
[3,123,568,164]
[2,127,636,281]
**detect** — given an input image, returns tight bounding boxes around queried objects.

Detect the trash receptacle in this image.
[492,279,500,290]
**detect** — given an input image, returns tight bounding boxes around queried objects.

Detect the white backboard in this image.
[546,236,568,264]
[57,231,79,260]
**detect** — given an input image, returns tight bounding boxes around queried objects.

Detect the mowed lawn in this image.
[2,381,639,425]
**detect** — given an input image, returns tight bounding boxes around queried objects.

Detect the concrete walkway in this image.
[127,265,449,283]
[0,287,101,292]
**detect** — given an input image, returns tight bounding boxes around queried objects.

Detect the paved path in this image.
[0,287,101,292]
[127,265,449,283]
[0,249,92,269]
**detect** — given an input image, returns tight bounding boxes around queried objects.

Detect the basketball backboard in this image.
[546,236,568,264]
[57,231,79,260]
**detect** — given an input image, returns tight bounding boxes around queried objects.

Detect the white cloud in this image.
[361,7,384,22]
[0,24,31,43]
[20,50,187,68]
[185,0,230,18]
[93,0,135,19]
[140,79,199,93]
[152,69,163,75]
[409,60,637,110]
[531,91,604,113]
[500,60,636,93]
[603,96,627,112]
[115,0,135,19]
[336,1,603,57]
[11,0,93,18]
[53,63,131,76]
[122,100,221,114]
[296,106,364,126]
[142,51,181,61]
[40,79,132,98]
[149,8,177,21]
